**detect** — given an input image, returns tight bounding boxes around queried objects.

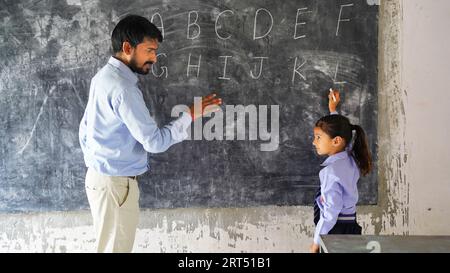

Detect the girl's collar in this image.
[320,149,351,167]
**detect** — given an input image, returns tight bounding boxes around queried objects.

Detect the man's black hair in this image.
[111,15,163,53]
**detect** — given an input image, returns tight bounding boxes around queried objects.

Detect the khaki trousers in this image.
[85,168,140,253]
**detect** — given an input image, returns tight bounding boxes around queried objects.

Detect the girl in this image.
[309,90,372,253]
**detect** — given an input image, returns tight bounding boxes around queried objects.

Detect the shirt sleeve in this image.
[313,179,344,244]
[79,109,88,154]
[113,87,192,154]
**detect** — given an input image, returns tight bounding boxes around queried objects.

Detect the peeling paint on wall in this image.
[375,0,409,236]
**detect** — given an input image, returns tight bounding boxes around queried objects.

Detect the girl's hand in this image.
[328,89,340,113]
[309,243,320,253]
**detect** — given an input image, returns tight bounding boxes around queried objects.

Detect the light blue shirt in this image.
[79,57,192,176]
[313,112,360,244]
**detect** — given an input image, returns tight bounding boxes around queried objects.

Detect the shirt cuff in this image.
[179,111,193,127]
[330,111,339,115]
[314,234,321,245]
[170,112,192,142]
[313,223,322,244]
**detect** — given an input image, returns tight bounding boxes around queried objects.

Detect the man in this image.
[79,15,221,253]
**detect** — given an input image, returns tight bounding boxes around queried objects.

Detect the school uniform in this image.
[313,121,362,245]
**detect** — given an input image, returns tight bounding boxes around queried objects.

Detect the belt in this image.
[337,213,357,222]
[128,176,138,180]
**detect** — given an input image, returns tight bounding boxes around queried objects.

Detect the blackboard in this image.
[0,0,378,212]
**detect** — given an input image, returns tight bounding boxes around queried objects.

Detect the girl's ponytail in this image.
[351,124,372,176]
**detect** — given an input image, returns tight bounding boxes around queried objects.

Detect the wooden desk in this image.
[319,235,450,253]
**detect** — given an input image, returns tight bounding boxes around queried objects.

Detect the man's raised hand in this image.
[189,93,222,120]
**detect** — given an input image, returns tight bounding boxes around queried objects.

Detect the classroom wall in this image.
[0,0,448,252]
[403,0,450,235]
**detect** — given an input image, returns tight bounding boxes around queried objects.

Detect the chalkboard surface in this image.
[0,0,378,212]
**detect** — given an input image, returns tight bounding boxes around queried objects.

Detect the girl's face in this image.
[313,127,344,156]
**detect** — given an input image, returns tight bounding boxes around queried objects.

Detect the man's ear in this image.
[122,41,133,56]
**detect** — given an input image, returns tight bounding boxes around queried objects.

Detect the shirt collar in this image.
[108,56,138,85]
[321,149,350,167]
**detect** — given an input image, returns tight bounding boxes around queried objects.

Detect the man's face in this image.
[128,37,159,75]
